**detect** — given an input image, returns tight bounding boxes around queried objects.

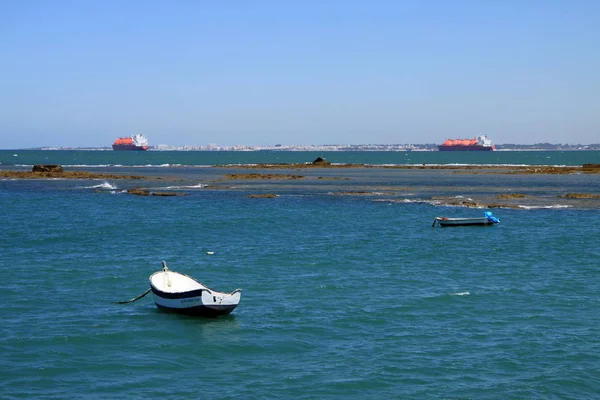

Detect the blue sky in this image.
[1,0,598,148]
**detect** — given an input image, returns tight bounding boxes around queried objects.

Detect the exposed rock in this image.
[331,191,393,196]
[152,191,187,197]
[223,162,362,169]
[312,157,331,166]
[32,164,63,173]
[449,200,480,208]
[506,166,579,174]
[127,188,150,196]
[221,163,599,174]
[583,164,600,171]
[0,170,146,180]
[431,198,522,209]
[126,188,186,197]
[224,173,305,180]
[485,203,523,209]
[496,193,526,199]
[558,193,600,199]
[203,184,230,189]
[317,176,350,180]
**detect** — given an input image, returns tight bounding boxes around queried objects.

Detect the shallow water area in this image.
[1,151,600,399]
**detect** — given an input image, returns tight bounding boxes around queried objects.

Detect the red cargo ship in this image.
[112,134,149,151]
[438,135,495,151]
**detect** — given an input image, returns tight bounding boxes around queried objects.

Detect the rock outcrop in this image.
[582,164,600,171]
[127,187,186,196]
[152,191,187,197]
[32,164,64,173]
[224,173,304,180]
[127,188,150,196]
[496,193,526,199]
[1,168,145,180]
[558,193,600,199]
[312,157,331,166]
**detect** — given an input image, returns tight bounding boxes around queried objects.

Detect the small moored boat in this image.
[149,261,242,317]
[432,211,500,227]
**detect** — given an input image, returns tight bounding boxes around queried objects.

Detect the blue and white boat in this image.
[432,211,500,227]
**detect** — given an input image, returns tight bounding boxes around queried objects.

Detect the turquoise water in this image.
[1,149,600,167]
[1,152,600,399]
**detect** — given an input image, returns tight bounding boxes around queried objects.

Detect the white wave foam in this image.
[518,204,572,210]
[183,183,206,188]
[158,183,206,190]
[399,199,441,205]
[452,291,470,296]
[84,181,117,190]
[66,164,123,168]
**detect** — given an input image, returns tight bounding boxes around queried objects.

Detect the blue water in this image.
[2,149,600,167]
[1,151,600,399]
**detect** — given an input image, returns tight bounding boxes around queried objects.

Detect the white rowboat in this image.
[149,261,241,317]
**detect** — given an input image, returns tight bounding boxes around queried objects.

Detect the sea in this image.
[1,150,599,399]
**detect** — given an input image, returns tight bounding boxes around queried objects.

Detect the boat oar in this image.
[116,288,151,304]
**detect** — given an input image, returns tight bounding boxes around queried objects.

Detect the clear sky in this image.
[1,0,599,148]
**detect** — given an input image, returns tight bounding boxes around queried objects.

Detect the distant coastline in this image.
[15,142,600,151]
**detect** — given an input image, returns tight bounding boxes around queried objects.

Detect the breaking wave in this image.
[84,182,117,190]
[160,183,207,190]
[518,204,572,209]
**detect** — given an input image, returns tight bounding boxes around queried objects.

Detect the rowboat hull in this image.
[433,211,500,227]
[150,288,241,316]
[149,266,241,317]
[434,217,495,227]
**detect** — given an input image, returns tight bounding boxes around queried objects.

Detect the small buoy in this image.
[206,251,214,255]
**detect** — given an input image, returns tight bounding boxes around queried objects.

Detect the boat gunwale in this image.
[148,270,241,298]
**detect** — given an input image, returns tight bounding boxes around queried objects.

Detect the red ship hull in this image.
[112,134,149,151]
[438,145,494,151]
[112,144,148,151]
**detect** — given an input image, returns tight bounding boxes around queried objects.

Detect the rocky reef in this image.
[0,165,146,180]
[127,188,186,197]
